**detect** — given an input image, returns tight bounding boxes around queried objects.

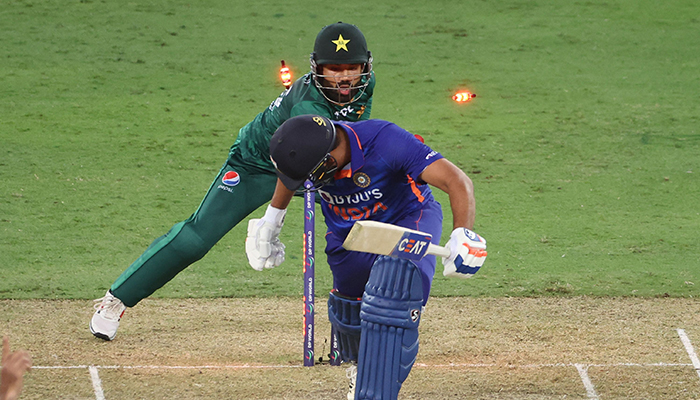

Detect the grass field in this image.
[2,0,700,398]
[2,0,699,299]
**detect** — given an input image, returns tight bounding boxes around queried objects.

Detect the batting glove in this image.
[245,205,286,271]
[442,227,487,278]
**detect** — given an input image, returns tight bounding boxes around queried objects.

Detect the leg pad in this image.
[355,256,424,400]
[328,290,362,363]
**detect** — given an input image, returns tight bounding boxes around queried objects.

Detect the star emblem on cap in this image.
[332,34,350,52]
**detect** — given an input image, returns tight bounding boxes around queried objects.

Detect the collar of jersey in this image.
[334,123,365,180]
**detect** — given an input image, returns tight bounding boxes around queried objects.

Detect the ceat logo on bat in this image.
[391,231,433,261]
[222,171,241,186]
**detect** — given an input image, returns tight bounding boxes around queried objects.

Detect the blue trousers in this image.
[323,199,443,305]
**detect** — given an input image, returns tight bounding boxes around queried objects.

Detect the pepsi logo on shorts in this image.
[222,171,241,186]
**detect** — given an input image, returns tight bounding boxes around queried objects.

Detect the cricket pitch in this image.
[2,297,699,399]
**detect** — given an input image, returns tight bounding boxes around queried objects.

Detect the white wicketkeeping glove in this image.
[442,227,487,278]
[245,205,287,271]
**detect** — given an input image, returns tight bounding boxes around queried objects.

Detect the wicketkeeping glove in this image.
[442,227,487,278]
[245,205,286,271]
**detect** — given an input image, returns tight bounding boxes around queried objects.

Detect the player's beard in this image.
[321,79,359,105]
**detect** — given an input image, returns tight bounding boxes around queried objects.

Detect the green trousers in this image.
[111,156,277,307]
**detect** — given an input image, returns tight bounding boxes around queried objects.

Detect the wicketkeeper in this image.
[90,22,376,341]
[246,115,488,400]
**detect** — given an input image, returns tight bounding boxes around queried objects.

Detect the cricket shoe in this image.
[346,363,357,400]
[90,290,126,341]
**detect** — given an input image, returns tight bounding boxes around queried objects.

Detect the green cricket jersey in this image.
[229,71,375,172]
[110,71,374,307]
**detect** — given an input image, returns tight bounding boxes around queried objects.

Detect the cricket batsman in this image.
[246,115,488,399]
[90,22,376,341]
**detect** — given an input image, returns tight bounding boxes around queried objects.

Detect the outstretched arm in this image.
[418,159,487,278]
[419,158,475,230]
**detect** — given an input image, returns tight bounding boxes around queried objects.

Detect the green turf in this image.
[1,0,698,300]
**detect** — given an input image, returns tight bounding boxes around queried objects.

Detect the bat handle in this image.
[429,244,452,259]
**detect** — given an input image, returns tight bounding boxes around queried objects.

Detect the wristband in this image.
[262,204,287,226]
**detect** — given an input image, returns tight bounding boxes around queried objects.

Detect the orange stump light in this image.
[280,60,292,88]
[453,91,476,102]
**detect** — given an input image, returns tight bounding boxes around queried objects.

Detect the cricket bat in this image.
[342,220,451,261]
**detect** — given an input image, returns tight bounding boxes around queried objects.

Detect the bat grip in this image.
[429,244,452,259]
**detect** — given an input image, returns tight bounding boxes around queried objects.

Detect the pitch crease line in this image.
[31,362,693,370]
[677,328,700,381]
[89,366,106,400]
[575,364,600,400]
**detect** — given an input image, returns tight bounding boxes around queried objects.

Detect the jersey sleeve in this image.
[375,123,444,183]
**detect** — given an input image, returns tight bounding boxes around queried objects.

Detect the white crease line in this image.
[31,364,301,370]
[585,362,692,367]
[89,366,106,400]
[101,364,303,370]
[677,328,700,381]
[417,362,693,368]
[415,362,498,368]
[575,364,600,400]
[31,362,693,370]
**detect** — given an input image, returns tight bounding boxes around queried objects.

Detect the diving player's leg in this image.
[90,162,277,340]
[110,164,277,305]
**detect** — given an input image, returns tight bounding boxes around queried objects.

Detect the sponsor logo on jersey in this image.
[318,188,383,206]
[327,201,387,222]
[319,191,333,203]
[353,172,370,188]
[222,171,241,186]
[319,187,387,222]
[268,88,290,111]
[334,105,356,119]
[426,150,439,160]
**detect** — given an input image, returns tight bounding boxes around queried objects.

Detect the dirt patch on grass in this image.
[2,297,699,399]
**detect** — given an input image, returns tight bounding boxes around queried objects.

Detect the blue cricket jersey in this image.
[318,120,444,239]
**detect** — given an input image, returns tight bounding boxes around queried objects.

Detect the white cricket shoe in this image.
[90,290,126,341]
[346,363,357,400]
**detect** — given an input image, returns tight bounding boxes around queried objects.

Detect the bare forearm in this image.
[269,179,296,210]
[420,159,476,230]
[448,175,475,230]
